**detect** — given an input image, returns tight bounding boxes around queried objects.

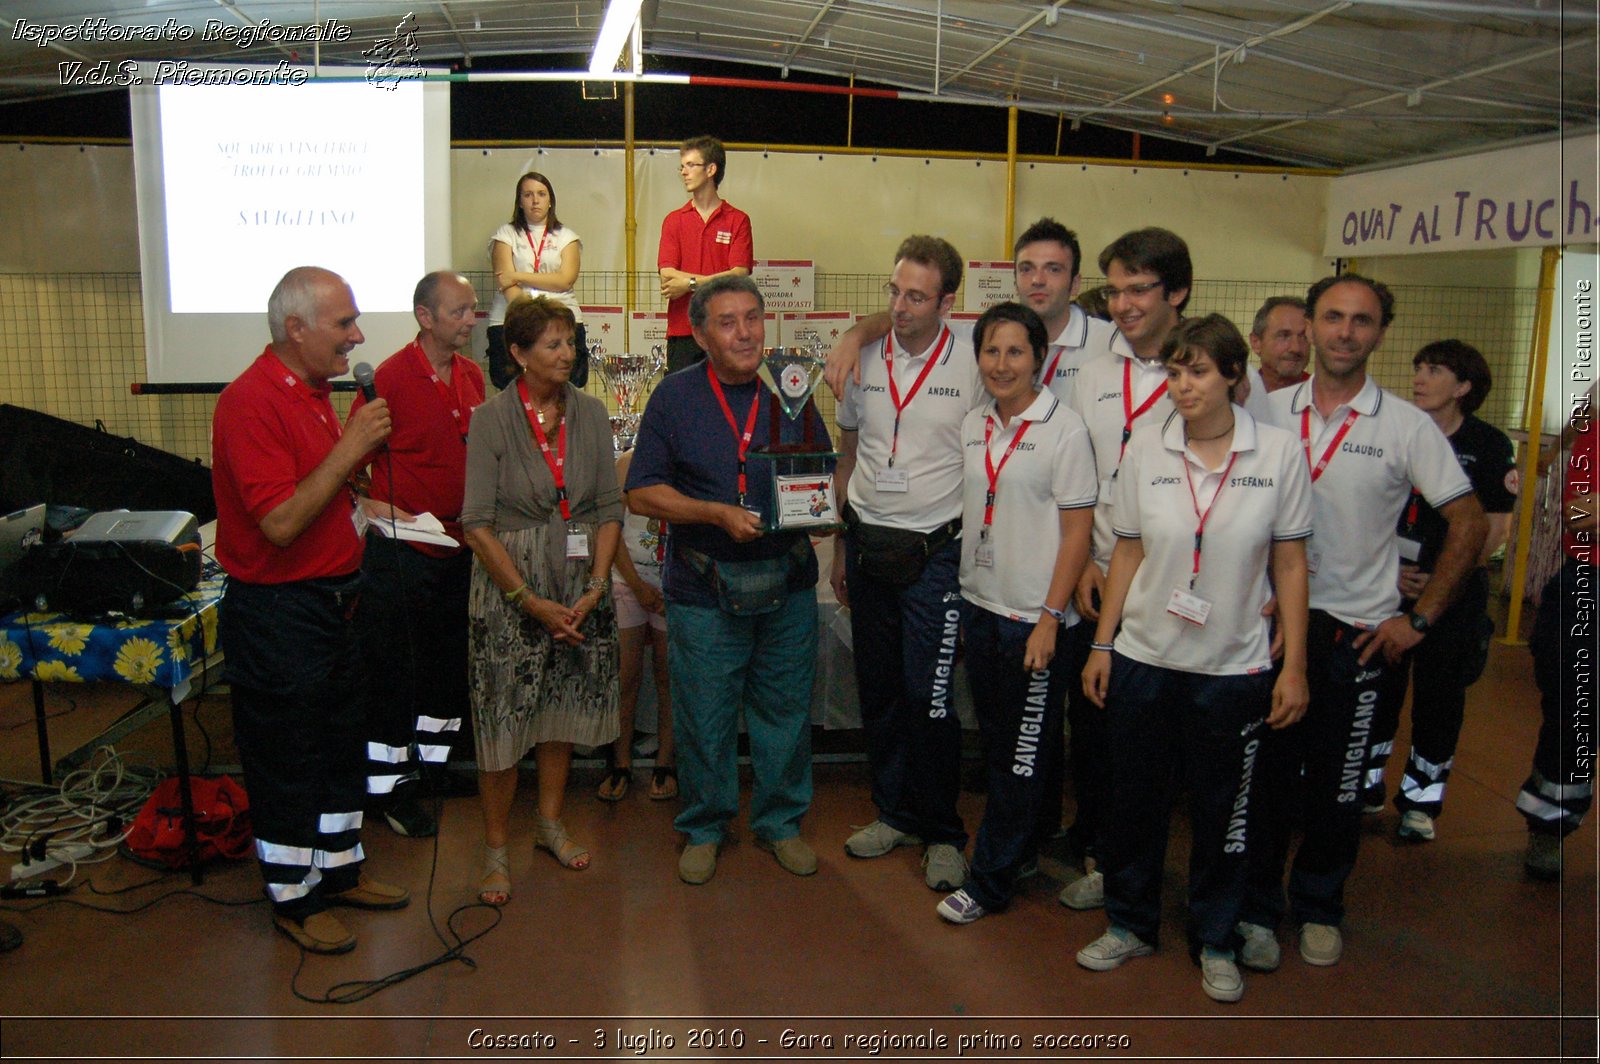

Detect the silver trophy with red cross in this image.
[595,347,665,453]
[751,343,841,531]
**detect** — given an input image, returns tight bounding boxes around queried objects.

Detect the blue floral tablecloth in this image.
[0,565,223,689]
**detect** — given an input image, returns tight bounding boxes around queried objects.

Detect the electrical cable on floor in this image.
[0,746,160,886]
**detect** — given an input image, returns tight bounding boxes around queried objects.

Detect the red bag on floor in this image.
[125,776,254,868]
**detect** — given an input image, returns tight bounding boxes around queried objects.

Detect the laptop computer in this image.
[0,504,46,570]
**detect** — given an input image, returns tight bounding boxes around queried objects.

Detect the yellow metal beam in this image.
[1004,106,1018,257]
[1500,244,1561,645]
[624,80,637,350]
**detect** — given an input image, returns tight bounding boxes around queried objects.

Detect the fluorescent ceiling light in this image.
[589,0,644,75]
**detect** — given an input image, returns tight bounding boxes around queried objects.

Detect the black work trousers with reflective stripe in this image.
[1100,652,1271,951]
[1366,567,1492,816]
[1243,610,1386,931]
[222,575,370,917]
[357,533,470,795]
[1519,559,1596,837]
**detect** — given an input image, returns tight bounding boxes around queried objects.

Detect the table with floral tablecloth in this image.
[0,564,223,690]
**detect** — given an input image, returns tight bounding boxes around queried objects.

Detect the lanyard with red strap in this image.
[411,344,472,439]
[980,414,1033,540]
[884,326,953,467]
[706,362,762,507]
[1038,343,1067,387]
[1121,357,1168,458]
[1182,451,1240,589]
[1301,406,1361,482]
[523,225,549,271]
[518,378,569,521]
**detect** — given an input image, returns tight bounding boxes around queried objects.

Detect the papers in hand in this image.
[371,511,459,547]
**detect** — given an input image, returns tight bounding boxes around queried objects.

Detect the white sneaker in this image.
[1235,921,1281,972]
[1397,809,1436,841]
[844,820,921,858]
[1058,869,1104,910]
[922,843,968,891]
[1299,922,1343,966]
[1076,926,1153,971]
[1200,947,1244,1003]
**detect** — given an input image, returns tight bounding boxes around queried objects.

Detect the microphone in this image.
[353,362,378,402]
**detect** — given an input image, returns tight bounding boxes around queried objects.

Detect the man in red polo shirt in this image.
[349,271,486,839]
[658,135,754,374]
[213,266,410,956]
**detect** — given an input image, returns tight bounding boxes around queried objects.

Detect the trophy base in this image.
[751,448,840,533]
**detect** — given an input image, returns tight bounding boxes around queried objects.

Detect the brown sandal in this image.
[535,815,590,870]
[478,844,511,906]
[649,766,678,801]
[598,767,631,802]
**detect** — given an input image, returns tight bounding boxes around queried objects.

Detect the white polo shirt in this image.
[1242,365,1274,425]
[1038,306,1121,407]
[1111,407,1313,676]
[959,391,1099,624]
[836,320,981,532]
[1264,376,1473,628]
[1067,336,1172,569]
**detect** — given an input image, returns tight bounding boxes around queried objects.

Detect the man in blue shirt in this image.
[627,274,832,885]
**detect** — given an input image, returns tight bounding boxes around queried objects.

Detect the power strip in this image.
[10,843,96,881]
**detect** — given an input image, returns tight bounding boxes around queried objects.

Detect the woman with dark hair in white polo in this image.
[1075,313,1312,1004]
[934,301,1096,926]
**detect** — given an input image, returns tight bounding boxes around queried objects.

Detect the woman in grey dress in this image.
[462,296,622,905]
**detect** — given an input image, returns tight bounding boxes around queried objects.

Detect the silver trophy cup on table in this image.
[593,347,665,453]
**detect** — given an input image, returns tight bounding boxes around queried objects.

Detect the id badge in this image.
[975,541,995,567]
[1166,587,1213,626]
[351,504,370,538]
[876,468,910,493]
[565,531,590,559]
[1098,475,1116,504]
[1397,537,1422,563]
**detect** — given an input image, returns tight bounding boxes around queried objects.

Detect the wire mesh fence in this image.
[0,270,1539,467]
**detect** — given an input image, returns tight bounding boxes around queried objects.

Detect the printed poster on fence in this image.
[579,306,624,361]
[752,260,815,312]
[630,312,670,355]
[781,311,854,352]
[963,261,1015,312]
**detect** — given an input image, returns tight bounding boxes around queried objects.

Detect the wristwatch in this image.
[688,276,698,292]
[1407,610,1431,633]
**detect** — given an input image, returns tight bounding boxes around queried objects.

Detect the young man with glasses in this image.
[1057,227,1190,911]
[831,235,984,893]
[657,136,754,374]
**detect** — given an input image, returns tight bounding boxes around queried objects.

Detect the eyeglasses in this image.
[1099,281,1164,302]
[882,282,936,308]
[679,161,707,172]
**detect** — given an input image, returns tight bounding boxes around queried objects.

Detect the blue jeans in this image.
[844,535,967,847]
[666,589,817,846]
[962,606,1070,910]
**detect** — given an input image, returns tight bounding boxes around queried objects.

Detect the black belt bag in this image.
[680,538,810,617]
[844,505,960,587]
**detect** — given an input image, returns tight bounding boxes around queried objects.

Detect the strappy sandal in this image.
[597,766,631,802]
[478,843,511,906]
[535,815,590,870]
[649,766,679,801]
